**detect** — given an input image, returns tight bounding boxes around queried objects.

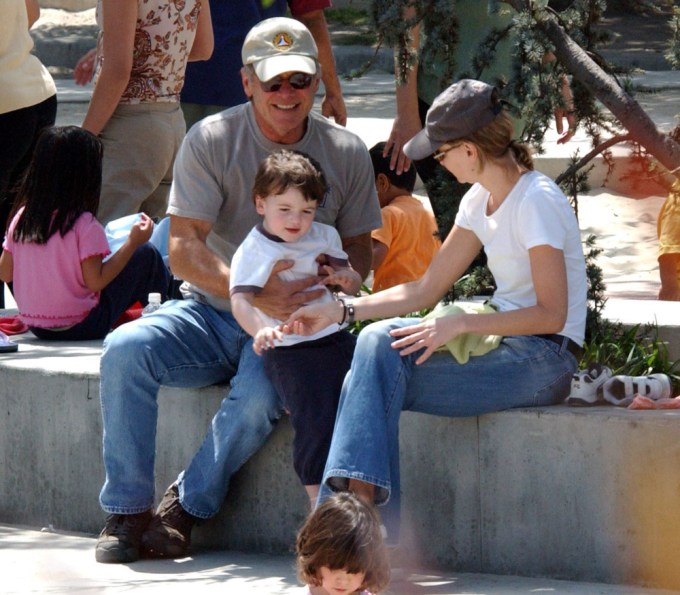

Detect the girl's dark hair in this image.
[12,125,103,244]
[252,149,328,205]
[296,492,391,593]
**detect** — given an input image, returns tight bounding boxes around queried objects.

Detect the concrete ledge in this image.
[1,320,679,589]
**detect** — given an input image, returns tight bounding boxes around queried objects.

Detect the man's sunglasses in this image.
[258,72,314,93]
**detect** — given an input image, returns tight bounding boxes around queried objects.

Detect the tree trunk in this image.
[504,0,680,178]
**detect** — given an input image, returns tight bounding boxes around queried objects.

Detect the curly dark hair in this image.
[296,492,390,593]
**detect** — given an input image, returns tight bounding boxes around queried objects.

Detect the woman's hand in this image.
[74,48,97,86]
[283,301,343,336]
[253,326,283,355]
[389,315,465,365]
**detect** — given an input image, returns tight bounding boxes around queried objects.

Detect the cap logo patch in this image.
[273,32,293,51]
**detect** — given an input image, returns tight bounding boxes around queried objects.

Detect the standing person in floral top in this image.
[77,0,213,225]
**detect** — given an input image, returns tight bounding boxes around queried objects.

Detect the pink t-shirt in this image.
[3,209,111,328]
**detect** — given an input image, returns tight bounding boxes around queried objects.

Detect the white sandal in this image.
[602,374,672,407]
[567,362,612,406]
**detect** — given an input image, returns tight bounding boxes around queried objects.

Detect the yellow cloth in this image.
[371,195,441,291]
[658,179,680,283]
[423,301,501,364]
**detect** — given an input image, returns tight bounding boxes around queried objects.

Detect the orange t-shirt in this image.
[371,195,441,291]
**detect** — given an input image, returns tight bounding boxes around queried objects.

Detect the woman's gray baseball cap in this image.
[404,79,502,160]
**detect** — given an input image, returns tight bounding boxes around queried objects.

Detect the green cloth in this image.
[417,0,515,105]
[422,301,502,364]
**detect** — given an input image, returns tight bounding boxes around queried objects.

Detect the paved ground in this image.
[5,524,680,595]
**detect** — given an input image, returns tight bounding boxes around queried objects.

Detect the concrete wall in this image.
[2,346,680,590]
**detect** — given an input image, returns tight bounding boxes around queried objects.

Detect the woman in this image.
[77,0,213,224]
[0,0,57,307]
[285,79,587,538]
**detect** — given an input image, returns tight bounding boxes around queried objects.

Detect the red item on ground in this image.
[112,302,143,329]
[628,394,680,409]
[0,315,29,335]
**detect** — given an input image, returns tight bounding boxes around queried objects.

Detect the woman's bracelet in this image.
[337,297,356,325]
[338,297,347,325]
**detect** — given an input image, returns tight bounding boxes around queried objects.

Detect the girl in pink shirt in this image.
[0,126,169,340]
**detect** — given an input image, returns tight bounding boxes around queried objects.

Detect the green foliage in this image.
[452,266,496,300]
[666,6,680,68]
[580,235,680,393]
[324,6,371,26]
[583,321,680,393]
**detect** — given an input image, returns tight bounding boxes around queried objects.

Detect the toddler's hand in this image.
[128,213,154,246]
[253,326,283,355]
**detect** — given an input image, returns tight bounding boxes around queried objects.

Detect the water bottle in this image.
[142,292,162,315]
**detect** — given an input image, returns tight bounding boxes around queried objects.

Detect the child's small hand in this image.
[253,326,283,355]
[128,213,154,246]
[320,265,361,295]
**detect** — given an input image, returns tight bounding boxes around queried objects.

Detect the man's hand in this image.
[555,107,576,145]
[384,110,422,175]
[321,93,347,126]
[253,260,325,320]
[320,265,361,296]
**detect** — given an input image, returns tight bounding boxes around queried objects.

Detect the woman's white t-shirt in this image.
[455,170,587,344]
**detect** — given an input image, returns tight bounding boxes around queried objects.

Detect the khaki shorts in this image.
[98,102,185,225]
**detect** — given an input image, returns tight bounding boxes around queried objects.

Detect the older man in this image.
[95,17,381,564]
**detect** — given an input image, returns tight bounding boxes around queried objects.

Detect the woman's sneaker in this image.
[567,362,612,406]
[602,373,672,407]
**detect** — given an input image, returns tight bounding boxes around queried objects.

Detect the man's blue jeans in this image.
[98,299,282,518]
[319,317,579,540]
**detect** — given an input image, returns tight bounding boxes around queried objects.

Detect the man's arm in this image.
[386,16,422,175]
[341,232,373,282]
[297,9,347,126]
[372,238,389,272]
[168,215,232,299]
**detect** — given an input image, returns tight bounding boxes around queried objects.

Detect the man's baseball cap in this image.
[404,79,503,161]
[242,17,318,82]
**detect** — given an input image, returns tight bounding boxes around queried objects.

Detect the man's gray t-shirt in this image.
[168,102,381,311]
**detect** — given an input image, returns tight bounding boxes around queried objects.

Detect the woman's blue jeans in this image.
[98,299,282,518]
[319,317,578,541]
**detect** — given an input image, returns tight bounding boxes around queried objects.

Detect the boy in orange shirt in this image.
[369,142,441,291]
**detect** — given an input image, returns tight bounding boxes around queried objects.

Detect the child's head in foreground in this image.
[252,150,328,242]
[296,492,390,594]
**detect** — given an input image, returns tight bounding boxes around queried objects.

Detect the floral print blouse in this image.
[95,0,202,103]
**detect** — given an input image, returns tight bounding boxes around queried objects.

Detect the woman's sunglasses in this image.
[433,145,457,162]
[258,73,314,93]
